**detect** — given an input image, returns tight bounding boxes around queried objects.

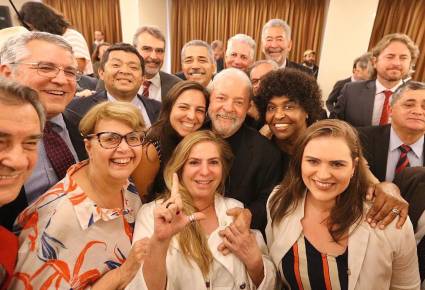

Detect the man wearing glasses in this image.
[0,31,87,206]
[133,25,181,102]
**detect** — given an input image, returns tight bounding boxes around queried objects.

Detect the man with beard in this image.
[181,40,216,89]
[224,34,256,72]
[301,49,319,78]
[208,68,283,232]
[261,19,310,74]
[331,33,419,127]
[133,26,181,102]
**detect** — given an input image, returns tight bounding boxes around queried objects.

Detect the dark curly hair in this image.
[255,68,324,126]
[19,2,70,35]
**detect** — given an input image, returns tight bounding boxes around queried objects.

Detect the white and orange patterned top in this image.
[10,161,141,290]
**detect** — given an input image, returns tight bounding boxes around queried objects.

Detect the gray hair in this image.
[391,81,425,106]
[262,19,291,41]
[0,76,45,130]
[212,68,252,97]
[248,59,278,75]
[181,40,215,65]
[226,34,256,60]
[353,52,371,70]
[132,25,166,47]
[0,31,73,65]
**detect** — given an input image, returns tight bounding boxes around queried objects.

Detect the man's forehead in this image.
[137,32,165,47]
[399,89,425,101]
[213,79,249,99]
[24,40,75,63]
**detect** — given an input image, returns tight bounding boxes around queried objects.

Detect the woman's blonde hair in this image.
[163,130,234,277]
[79,101,145,136]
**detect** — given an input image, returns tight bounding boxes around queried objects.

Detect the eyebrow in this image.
[304,155,349,163]
[0,132,42,139]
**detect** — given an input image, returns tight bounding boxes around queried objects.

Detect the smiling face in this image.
[99,50,143,101]
[225,40,253,72]
[85,119,142,183]
[135,32,165,78]
[265,96,308,144]
[391,88,425,135]
[182,141,222,202]
[182,45,216,87]
[170,89,207,137]
[250,62,275,96]
[262,26,292,66]
[5,40,77,119]
[373,41,411,85]
[0,102,41,205]
[208,76,250,138]
[302,136,356,206]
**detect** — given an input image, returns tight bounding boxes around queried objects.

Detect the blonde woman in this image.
[127,130,276,290]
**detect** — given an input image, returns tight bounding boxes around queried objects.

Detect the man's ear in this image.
[288,39,293,52]
[98,68,105,80]
[0,64,13,78]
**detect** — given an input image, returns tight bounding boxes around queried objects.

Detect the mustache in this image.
[143,57,161,65]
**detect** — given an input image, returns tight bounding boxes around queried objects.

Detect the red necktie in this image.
[43,121,76,179]
[395,144,411,175]
[379,90,392,125]
[142,80,151,98]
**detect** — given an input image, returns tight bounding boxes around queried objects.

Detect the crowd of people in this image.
[0,1,424,289]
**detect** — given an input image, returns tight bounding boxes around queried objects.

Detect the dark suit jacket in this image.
[0,114,87,231]
[64,90,161,128]
[393,167,425,281]
[330,80,376,127]
[225,124,283,232]
[326,77,351,112]
[216,58,224,72]
[174,71,186,80]
[95,71,182,102]
[77,75,98,91]
[358,125,425,182]
[286,59,312,75]
[159,71,182,100]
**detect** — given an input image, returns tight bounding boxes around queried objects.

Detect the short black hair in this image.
[255,68,324,126]
[99,43,145,75]
[19,2,69,35]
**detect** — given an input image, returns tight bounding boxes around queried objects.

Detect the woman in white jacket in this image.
[266,119,420,290]
[127,130,276,290]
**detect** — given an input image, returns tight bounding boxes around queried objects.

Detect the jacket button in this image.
[239,283,246,289]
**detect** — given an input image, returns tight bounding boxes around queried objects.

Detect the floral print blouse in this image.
[10,161,141,289]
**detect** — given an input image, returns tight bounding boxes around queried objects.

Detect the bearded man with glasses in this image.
[0,32,87,212]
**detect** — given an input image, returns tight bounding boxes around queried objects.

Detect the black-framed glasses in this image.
[85,131,145,149]
[9,62,81,81]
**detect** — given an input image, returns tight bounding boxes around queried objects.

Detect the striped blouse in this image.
[281,234,348,290]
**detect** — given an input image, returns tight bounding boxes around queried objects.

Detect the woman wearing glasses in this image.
[132,80,209,201]
[11,102,149,290]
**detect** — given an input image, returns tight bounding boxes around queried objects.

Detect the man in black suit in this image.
[208,68,283,232]
[211,40,225,73]
[0,31,87,220]
[65,43,160,129]
[133,25,181,102]
[358,81,425,182]
[331,33,419,127]
[261,18,311,74]
[326,53,371,112]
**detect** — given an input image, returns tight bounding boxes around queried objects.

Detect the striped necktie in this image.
[395,144,411,175]
[379,90,392,125]
[142,80,151,98]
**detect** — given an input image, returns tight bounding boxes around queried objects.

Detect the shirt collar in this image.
[279,58,287,69]
[389,126,424,158]
[146,72,161,88]
[48,114,67,132]
[375,79,403,94]
[106,91,140,107]
[64,161,138,231]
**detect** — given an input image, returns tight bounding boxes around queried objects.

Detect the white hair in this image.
[212,68,252,95]
[225,34,256,60]
[261,19,291,41]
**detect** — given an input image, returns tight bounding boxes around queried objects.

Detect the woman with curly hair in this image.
[255,68,325,170]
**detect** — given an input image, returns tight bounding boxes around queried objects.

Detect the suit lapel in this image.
[374,125,391,181]
[139,95,154,123]
[348,221,370,290]
[363,81,376,125]
[63,113,87,161]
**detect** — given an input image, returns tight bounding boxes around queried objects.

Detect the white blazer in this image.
[126,195,276,290]
[266,191,420,290]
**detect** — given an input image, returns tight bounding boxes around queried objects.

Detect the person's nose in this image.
[2,144,29,172]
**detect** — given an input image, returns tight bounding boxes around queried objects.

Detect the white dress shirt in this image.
[107,92,152,128]
[138,72,162,102]
[371,79,403,125]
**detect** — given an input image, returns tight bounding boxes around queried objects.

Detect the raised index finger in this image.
[171,173,180,198]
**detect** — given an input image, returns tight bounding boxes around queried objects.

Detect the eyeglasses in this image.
[10,62,81,81]
[85,131,145,149]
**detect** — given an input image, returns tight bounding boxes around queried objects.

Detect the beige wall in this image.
[317,0,379,105]
[119,0,171,72]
